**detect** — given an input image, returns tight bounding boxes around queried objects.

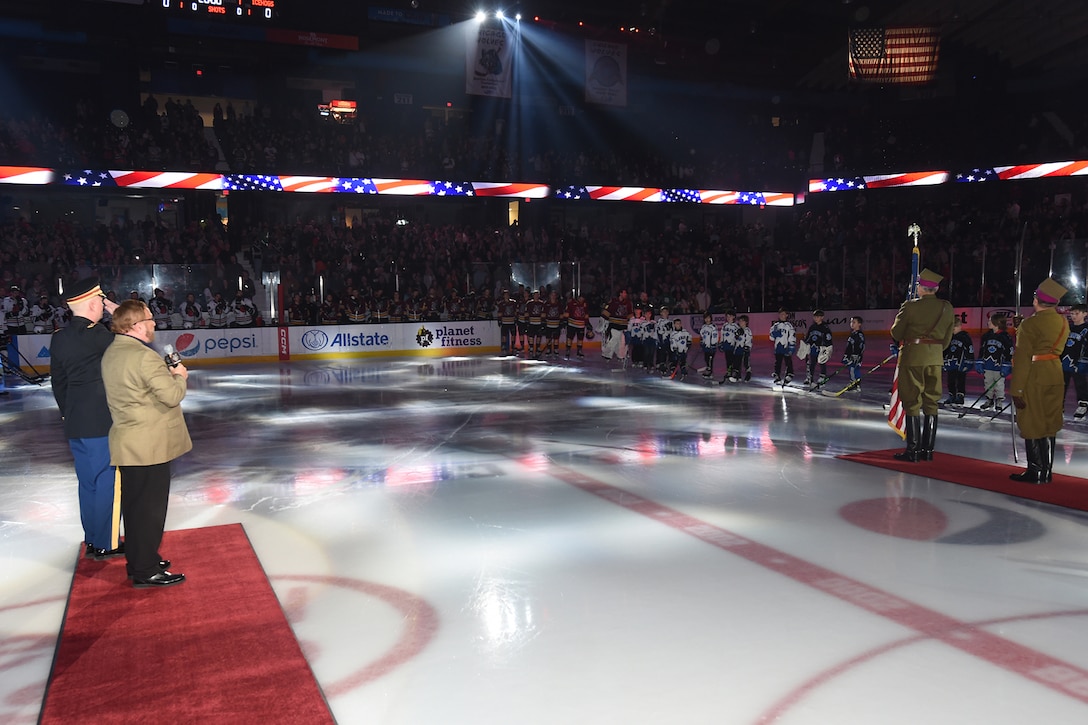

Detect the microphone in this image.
[163,344,182,368]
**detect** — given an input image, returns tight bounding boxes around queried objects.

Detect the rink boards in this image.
[4,305,1027,371]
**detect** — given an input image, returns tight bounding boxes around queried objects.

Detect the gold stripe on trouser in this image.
[111,468,123,549]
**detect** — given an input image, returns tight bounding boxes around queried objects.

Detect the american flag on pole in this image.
[887,356,906,439]
[849,27,940,84]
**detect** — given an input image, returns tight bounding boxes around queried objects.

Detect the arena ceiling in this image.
[481,0,1088,92]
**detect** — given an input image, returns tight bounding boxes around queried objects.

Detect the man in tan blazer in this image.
[102,300,191,588]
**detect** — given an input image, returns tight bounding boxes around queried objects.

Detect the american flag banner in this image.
[430,180,475,196]
[864,171,948,189]
[472,182,550,199]
[61,169,116,187]
[953,168,999,183]
[661,188,702,203]
[277,176,341,193]
[333,178,379,194]
[849,27,940,84]
[369,178,438,196]
[109,171,223,190]
[809,177,867,193]
[223,174,284,192]
[554,185,591,200]
[994,161,1088,180]
[887,358,906,439]
[585,186,663,202]
[0,166,53,185]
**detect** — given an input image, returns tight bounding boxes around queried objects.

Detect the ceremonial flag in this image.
[887,360,906,439]
[849,27,940,84]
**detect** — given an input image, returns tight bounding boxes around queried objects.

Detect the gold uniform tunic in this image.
[890,294,955,416]
[1009,307,1069,439]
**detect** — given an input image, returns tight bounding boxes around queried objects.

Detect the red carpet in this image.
[840,449,1088,512]
[40,524,334,725]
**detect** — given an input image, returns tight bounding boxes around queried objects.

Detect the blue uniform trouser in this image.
[69,437,121,551]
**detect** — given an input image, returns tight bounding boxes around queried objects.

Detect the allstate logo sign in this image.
[416,327,435,348]
[301,329,330,351]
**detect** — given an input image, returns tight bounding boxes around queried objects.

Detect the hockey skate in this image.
[980,398,995,410]
[783,373,794,385]
[817,375,829,387]
[1075,401,1088,421]
[772,373,781,385]
[803,375,813,387]
[743,370,751,382]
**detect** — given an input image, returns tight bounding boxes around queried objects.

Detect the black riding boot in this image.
[893,416,921,462]
[919,414,937,461]
[1009,439,1043,483]
[1041,437,1056,483]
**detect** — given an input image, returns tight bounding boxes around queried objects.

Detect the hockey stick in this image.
[957,375,1004,419]
[832,353,895,397]
[1010,396,1019,463]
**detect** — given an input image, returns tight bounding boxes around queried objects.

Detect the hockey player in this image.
[668,317,692,380]
[600,289,633,362]
[719,311,740,382]
[544,290,564,357]
[840,316,866,392]
[564,293,589,359]
[654,306,673,372]
[801,309,833,388]
[178,293,203,329]
[498,289,518,355]
[1062,304,1088,420]
[977,313,1013,409]
[698,312,719,378]
[628,310,647,367]
[735,315,753,382]
[207,293,232,328]
[634,308,655,368]
[526,290,546,358]
[770,308,796,385]
[941,319,974,406]
[231,290,256,327]
[31,294,54,333]
[149,288,174,330]
[516,290,530,355]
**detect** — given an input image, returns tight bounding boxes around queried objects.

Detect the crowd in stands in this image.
[4,177,1088,335]
[3,90,1086,191]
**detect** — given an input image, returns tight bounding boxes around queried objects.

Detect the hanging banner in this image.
[585,40,627,107]
[466,24,514,98]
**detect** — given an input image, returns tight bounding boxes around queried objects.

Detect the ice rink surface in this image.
[3,348,1088,724]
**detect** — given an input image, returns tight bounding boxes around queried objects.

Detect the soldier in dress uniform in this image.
[1009,277,1070,483]
[889,268,955,462]
[50,277,124,559]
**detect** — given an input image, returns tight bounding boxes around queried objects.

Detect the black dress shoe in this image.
[127,560,171,579]
[84,543,95,558]
[92,543,125,560]
[133,571,185,589]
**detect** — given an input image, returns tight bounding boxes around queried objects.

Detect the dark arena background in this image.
[3,1,1088,723]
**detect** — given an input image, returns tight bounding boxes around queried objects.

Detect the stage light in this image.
[515,13,521,20]
[496,10,504,19]
[475,10,486,21]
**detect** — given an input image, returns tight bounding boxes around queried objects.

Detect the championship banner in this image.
[466,24,514,98]
[585,40,626,107]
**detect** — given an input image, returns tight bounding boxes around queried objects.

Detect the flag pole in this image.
[888,223,922,439]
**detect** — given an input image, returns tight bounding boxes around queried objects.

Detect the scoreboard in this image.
[160,0,277,21]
